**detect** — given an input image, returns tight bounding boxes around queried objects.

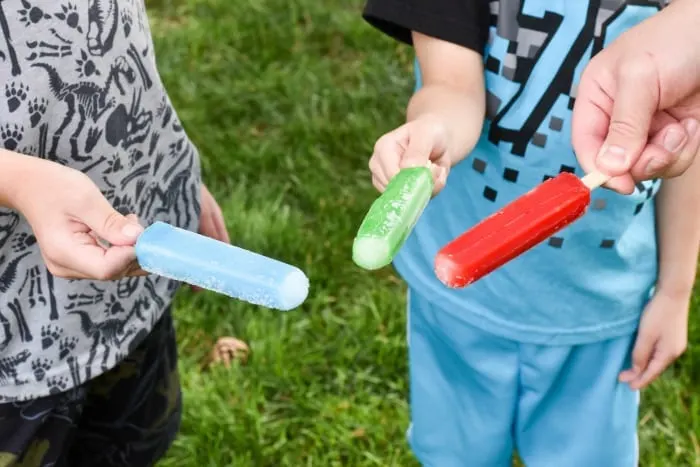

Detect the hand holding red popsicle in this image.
[572,0,700,193]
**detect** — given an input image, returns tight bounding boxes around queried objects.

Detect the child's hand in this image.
[198,183,229,244]
[11,155,145,280]
[618,290,690,390]
[369,114,451,196]
[191,183,228,292]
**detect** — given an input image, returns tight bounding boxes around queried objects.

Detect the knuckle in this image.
[420,116,445,139]
[368,154,379,170]
[101,210,124,235]
[44,262,61,277]
[608,118,646,139]
[372,134,392,154]
[94,268,115,282]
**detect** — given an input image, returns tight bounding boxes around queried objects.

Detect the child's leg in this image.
[407,289,519,467]
[0,388,84,466]
[66,309,182,467]
[515,334,638,467]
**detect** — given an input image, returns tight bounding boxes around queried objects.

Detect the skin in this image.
[0,148,228,282]
[572,0,700,194]
[370,31,697,389]
[191,183,230,292]
[619,153,700,390]
[369,31,485,195]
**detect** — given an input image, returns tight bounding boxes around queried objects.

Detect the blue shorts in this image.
[407,289,640,467]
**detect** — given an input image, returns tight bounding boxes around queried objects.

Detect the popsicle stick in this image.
[580,171,610,190]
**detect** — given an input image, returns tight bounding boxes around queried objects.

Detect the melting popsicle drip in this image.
[435,172,591,288]
[353,167,434,270]
[135,222,309,311]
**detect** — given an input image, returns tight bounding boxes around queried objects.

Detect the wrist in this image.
[0,149,31,210]
[654,280,694,303]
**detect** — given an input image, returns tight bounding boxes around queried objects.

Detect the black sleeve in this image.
[362,0,489,55]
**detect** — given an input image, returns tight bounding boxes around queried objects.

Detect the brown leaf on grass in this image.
[202,336,250,370]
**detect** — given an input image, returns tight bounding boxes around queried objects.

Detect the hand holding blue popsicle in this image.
[135,222,309,311]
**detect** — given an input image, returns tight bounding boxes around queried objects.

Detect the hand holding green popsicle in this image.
[353,166,434,270]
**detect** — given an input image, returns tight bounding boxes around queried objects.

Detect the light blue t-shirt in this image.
[395,1,666,345]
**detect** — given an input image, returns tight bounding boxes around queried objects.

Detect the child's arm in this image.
[404,31,486,167]
[368,31,486,195]
[363,0,489,193]
[619,156,700,389]
[655,161,700,298]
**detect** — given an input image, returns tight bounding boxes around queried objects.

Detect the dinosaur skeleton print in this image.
[0,0,201,401]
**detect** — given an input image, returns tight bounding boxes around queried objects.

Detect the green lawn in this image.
[147,0,700,465]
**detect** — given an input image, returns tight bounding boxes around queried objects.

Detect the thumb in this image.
[596,59,660,176]
[83,198,144,246]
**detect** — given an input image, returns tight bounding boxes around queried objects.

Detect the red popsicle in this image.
[435,171,609,288]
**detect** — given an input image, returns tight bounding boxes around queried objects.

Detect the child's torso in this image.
[397,0,667,344]
[0,0,200,400]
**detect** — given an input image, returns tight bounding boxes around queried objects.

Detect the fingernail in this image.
[683,118,699,136]
[596,145,627,170]
[662,128,686,153]
[122,223,143,238]
[645,157,668,175]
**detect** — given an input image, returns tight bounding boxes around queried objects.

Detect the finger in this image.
[648,110,679,136]
[620,331,656,383]
[371,173,386,193]
[369,156,388,189]
[571,81,611,176]
[125,213,141,224]
[427,163,448,195]
[400,122,440,169]
[571,73,634,193]
[628,354,671,390]
[626,121,688,180]
[82,195,144,246]
[198,205,216,238]
[630,118,699,180]
[595,55,660,176]
[200,186,229,243]
[57,231,139,280]
[372,127,408,183]
[212,202,230,244]
[664,118,700,178]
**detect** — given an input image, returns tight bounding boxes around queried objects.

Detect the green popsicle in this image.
[353,166,434,270]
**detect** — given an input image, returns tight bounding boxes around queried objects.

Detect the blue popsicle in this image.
[135,222,309,311]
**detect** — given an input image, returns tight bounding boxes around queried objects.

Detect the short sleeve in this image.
[363,0,489,55]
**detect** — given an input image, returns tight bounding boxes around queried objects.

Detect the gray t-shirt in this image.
[0,0,200,401]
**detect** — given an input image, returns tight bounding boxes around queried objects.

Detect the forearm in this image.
[406,31,486,166]
[654,156,700,299]
[0,149,33,210]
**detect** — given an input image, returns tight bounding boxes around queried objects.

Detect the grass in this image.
[145,0,700,465]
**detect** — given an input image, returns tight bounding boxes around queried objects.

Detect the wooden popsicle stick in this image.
[580,171,610,190]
